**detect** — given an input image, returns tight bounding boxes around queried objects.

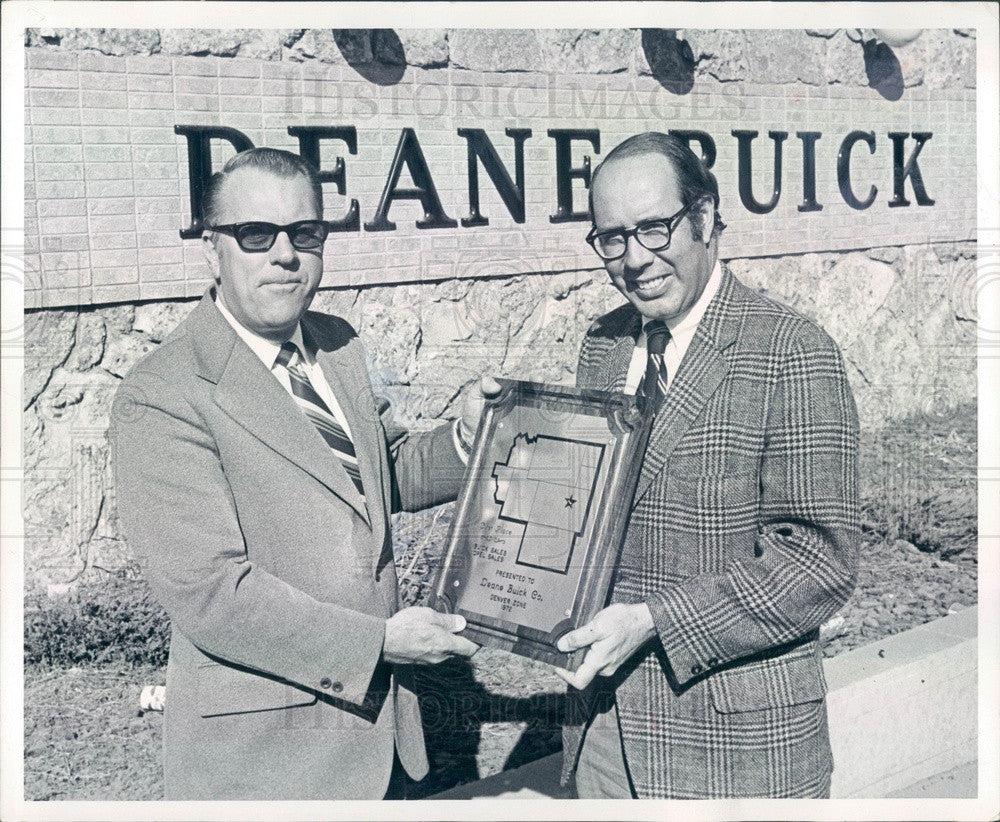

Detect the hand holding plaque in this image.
[430,379,652,671]
[554,602,657,689]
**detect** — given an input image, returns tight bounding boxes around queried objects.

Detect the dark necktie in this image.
[274,342,366,502]
[640,320,671,411]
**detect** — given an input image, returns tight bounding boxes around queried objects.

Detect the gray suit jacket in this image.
[111,291,466,799]
[563,269,859,798]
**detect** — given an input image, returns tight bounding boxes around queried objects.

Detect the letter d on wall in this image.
[175,125,255,238]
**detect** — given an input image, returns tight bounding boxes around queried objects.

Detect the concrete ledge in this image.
[432,608,978,800]
[887,761,978,798]
[826,606,977,798]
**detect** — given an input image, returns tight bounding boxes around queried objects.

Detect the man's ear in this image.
[695,198,715,246]
[202,233,221,283]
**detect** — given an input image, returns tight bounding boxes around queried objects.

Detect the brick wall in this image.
[23,28,976,307]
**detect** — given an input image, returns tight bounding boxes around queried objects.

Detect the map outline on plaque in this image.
[429,379,652,672]
[492,433,606,575]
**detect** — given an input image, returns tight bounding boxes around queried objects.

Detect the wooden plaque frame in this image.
[430,379,652,671]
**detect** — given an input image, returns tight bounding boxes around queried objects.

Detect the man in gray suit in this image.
[112,147,489,800]
[555,133,859,798]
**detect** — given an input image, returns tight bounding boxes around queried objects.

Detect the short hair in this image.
[589,132,726,239]
[202,147,323,227]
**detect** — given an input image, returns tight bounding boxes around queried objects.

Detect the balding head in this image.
[590,132,725,242]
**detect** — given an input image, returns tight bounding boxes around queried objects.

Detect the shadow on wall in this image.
[334,29,406,86]
[640,27,919,103]
[862,39,905,101]
[334,27,700,93]
[641,29,695,95]
[852,28,926,102]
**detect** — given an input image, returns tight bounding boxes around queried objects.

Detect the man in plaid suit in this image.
[556,132,859,798]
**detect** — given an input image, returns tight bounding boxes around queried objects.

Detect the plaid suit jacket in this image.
[562,267,859,799]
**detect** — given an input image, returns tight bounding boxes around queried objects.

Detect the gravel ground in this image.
[821,536,977,658]
[22,529,977,801]
[24,665,164,801]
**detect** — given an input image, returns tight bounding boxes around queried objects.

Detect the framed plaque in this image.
[430,380,652,671]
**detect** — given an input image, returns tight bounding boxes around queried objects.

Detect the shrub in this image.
[858,402,977,558]
[24,565,170,669]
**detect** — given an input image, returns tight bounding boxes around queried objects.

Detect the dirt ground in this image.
[23,542,977,802]
[24,666,165,801]
[22,404,977,801]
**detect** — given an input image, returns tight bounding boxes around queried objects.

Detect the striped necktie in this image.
[640,320,671,412]
[275,341,366,502]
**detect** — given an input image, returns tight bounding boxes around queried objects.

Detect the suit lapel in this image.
[590,312,641,392]
[633,335,728,503]
[604,334,639,393]
[304,315,395,575]
[190,292,372,526]
[632,270,743,504]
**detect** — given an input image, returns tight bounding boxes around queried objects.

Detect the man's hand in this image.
[458,376,504,448]
[383,606,479,665]
[554,603,656,690]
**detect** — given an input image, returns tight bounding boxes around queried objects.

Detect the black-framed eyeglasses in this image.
[205,220,329,252]
[586,203,695,261]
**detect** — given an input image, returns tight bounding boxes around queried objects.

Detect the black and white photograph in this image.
[1,2,998,819]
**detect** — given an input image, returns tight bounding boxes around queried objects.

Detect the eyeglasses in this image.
[205,220,329,252]
[586,203,695,261]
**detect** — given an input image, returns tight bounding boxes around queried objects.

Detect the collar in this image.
[640,259,723,342]
[215,293,308,369]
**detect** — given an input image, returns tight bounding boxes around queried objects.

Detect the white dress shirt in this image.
[215,297,357,442]
[216,296,470,464]
[623,261,723,395]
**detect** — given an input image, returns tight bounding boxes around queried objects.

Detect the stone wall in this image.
[21,27,978,587]
[23,240,976,586]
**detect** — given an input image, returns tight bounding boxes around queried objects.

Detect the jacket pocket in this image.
[708,647,827,714]
[197,661,318,717]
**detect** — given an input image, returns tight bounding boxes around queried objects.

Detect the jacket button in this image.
[330,681,343,693]
[320,677,332,689]
[691,664,703,675]
[707,657,719,667]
